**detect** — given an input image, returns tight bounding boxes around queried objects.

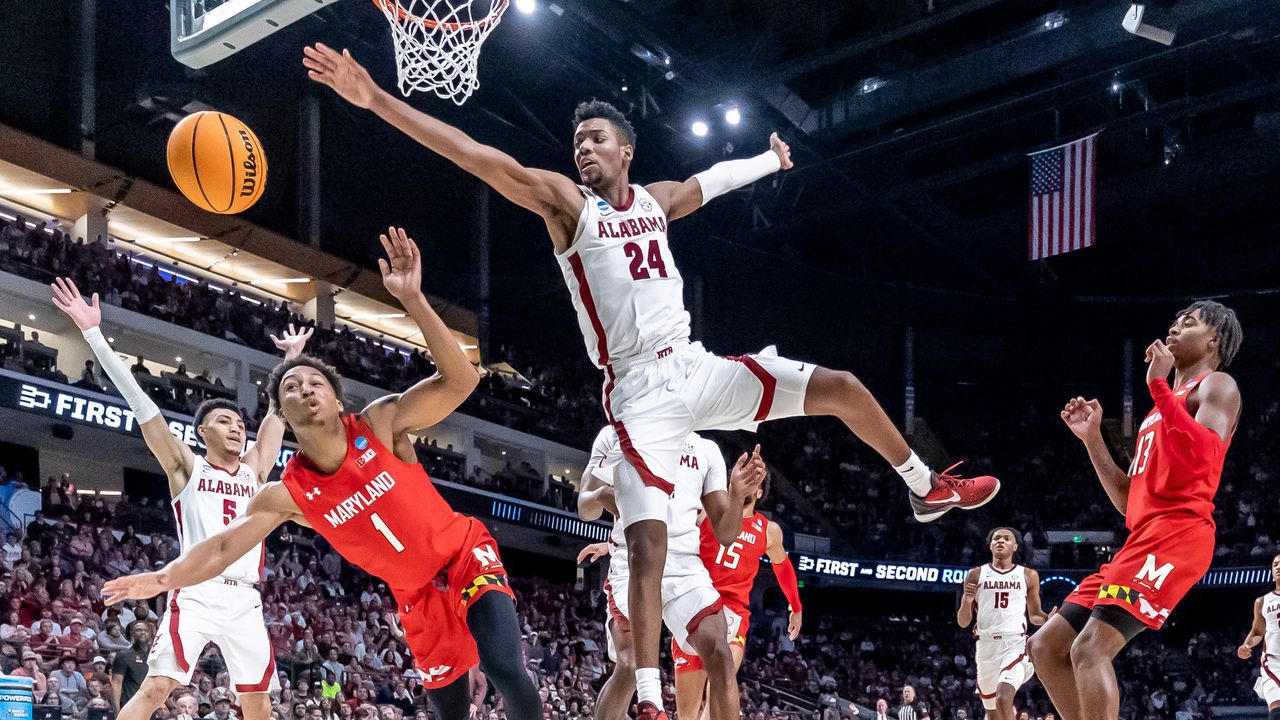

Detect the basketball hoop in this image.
[372,0,508,104]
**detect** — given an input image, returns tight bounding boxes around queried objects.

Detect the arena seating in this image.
[0,470,1268,720]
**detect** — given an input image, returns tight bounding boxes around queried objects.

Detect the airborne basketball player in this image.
[1236,553,1280,720]
[1029,301,1242,720]
[51,277,309,720]
[302,43,999,720]
[956,528,1049,720]
[101,228,541,720]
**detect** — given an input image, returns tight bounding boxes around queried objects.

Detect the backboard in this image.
[170,0,342,69]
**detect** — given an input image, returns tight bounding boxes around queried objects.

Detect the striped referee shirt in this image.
[897,702,930,720]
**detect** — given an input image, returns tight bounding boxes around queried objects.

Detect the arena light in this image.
[515,0,535,14]
[690,120,709,137]
[724,107,741,125]
[27,314,35,321]
[136,236,202,244]
[1123,4,1177,46]
[250,277,310,285]
[350,312,406,320]
[0,188,73,195]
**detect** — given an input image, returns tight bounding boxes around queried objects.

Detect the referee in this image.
[896,685,931,720]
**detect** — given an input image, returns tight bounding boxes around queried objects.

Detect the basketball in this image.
[166,110,267,214]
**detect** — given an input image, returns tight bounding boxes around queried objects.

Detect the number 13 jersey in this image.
[556,184,691,369]
[280,414,475,599]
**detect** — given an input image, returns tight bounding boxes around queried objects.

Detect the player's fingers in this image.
[735,452,748,468]
[378,233,394,259]
[377,259,390,279]
[270,335,281,345]
[90,292,99,309]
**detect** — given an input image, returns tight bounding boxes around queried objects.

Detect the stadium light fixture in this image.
[515,0,535,14]
[0,188,73,194]
[350,312,407,320]
[724,107,741,125]
[691,120,709,137]
[250,277,311,285]
[27,314,35,320]
[137,236,202,244]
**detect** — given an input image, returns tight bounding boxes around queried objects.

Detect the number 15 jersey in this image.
[280,414,476,599]
[556,184,691,369]
[700,512,770,611]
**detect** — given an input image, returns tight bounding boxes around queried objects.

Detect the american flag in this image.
[1029,133,1097,260]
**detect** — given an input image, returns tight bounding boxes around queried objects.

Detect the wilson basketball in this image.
[166,111,267,214]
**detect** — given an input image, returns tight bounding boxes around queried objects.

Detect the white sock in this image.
[635,667,663,708]
[894,450,934,497]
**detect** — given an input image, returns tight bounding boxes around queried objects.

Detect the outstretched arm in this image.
[52,278,194,490]
[100,482,297,602]
[956,567,980,628]
[1237,597,1265,660]
[646,133,792,221]
[701,446,765,547]
[243,324,313,479]
[764,519,803,640]
[303,44,583,248]
[1061,397,1130,515]
[362,228,480,437]
[1025,567,1050,626]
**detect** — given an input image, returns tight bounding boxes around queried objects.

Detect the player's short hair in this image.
[268,355,345,408]
[1176,299,1242,368]
[985,526,1021,549]
[572,100,636,148]
[194,399,241,429]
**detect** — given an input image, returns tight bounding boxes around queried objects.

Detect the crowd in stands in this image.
[0,215,603,447]
[2,464,1272,720]
[5,212,1280,566]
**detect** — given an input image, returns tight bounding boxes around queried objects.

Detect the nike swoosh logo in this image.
[925,491,961,504]
[798,364,805,372]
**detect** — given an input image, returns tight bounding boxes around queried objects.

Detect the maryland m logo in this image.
[472,544,500,568]
[1135,554,1175,590]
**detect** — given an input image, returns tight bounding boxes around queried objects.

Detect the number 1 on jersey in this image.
[371,512,406,552]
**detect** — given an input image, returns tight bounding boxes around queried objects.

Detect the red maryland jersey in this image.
[700,512,770,610]
[280,415,476,599]
[1126,374,1232,531]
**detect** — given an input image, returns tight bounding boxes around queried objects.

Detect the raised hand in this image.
[50,277,101,331]
[377,226,424,302]
[730,444,767,500]
[303,43,380,109]
[769,132,793,171]
[101,572,168,606]
[1237,643,1252,660]
[577,542,610,565]
[270,323,314,361]
[1145,339,1175,385]
[1061,396,1103,442]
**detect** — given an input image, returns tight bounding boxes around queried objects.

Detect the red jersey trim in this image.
[607,187,636,212]
[205,461,242,476]
[235,653,277,693]
[727,355,776,422]
[167,589,189,672]
[986,563,1018,575]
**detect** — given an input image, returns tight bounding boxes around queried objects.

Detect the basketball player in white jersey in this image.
[956,528,1049,720]
[303,43,1000,720]
[1237,553,1280,720]
[576,428,764,720]
[51,277,309,720]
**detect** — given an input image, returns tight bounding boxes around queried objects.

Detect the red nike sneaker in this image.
[909,462,1000,523]
[636,701,669,720]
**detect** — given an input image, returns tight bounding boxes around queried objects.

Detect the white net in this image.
[375,0,507,105]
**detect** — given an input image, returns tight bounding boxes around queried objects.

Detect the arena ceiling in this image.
[2,0,1279,375]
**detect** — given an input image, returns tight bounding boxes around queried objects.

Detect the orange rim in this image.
[372,0,509,31]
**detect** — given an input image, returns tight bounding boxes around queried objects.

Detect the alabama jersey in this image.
[281,414,480,598]
[1125,374,1229,531]
[172,457,264,584]
[1257,592,1280,705]
[974,564,1028,638]
[701,512,770,611]
[556,184,691,369]
[150,458,275,690]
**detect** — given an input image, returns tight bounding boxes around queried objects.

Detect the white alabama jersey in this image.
[588,427,727,563]
[171,457,265,584]
[555,185,691,369]
[1263,592,1280,661]
[975,564,1028,637]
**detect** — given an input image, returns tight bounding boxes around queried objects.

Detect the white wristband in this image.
[693,149,782,207]
[82,326,161,424]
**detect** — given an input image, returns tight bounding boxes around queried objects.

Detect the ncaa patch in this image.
[596,198,613,215]
[354,436,369,450]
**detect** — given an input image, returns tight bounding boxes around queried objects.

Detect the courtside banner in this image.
[0,369,296,468]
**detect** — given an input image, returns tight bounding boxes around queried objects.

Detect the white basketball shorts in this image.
[975,635,1034,709]
[602,548,722,661]
[149,581,279,692]
[606,342,815,529]
[1256,659,1280,705]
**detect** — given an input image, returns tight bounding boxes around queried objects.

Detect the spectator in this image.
[110,622,153,711]
[52,653,88,711]
[12,650,49,702]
